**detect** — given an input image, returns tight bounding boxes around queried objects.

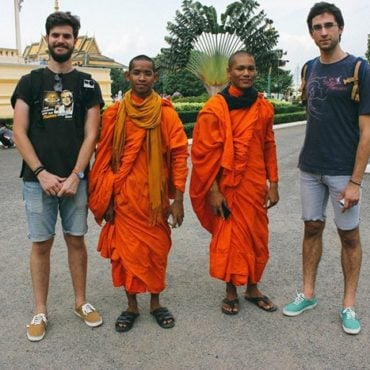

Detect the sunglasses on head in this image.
[54,74,63,92]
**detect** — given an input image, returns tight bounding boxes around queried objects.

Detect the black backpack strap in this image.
[77,70,93,102]
[73,70,93,127]
[30,68,44,106]
[29,68,46,128]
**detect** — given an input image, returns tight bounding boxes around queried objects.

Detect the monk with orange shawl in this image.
[190,51,279,315]
[89,55,188,331]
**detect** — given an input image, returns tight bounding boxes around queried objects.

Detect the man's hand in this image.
[338,182,361,212]
[37,170,66,196]
[57,173,80,197]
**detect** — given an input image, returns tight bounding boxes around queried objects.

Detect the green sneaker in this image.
[283,292,317,316]
[340,307,361,335]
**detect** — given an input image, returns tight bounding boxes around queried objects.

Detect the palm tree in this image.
[161,0,281,95]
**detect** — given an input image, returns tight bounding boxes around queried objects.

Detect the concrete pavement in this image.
[1,124,370,369]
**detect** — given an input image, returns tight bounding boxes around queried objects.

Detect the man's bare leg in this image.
[30,238,53,315]
[302,220,325,299]
[64,234,87,308]
[338,227,362,308]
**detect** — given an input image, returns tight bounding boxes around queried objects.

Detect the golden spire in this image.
[54,0,59,12]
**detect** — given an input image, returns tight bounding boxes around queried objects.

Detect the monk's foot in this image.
[221,297,240,315]
[150,306,175,328]
[244,286,277,312]
[222,282,239,314]
[115,310,140,332]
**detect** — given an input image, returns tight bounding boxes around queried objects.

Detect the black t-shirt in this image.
[11,68,104,180]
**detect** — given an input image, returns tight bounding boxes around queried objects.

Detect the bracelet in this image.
[33,165,46,176]
[349,179,362,187]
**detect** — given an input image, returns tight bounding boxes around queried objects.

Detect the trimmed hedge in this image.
[176,102,305,124]
[173,94,208,103]
[173,102,204,112]
[182,111,307,139]
[274,111,306,124]
[183,123,195,139]
[178,111,199,124]
[274,104,304,115]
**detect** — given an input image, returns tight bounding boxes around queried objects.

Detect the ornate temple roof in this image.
[23,35,126,69]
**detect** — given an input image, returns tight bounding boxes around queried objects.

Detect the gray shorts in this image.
[23,180,88,242]
[300,171,360,230]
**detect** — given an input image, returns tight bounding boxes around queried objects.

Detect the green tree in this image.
[153,53,206,97]
[161,0,285,95]
[366,34,370,62]
[255,68,292,97]
[162,68,207,96]
[110,68,129,98]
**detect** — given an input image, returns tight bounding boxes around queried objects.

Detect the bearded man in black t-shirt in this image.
[11,11,104,342]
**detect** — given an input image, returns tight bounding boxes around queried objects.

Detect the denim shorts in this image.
[23,180,88,242]
[300,171,361,230]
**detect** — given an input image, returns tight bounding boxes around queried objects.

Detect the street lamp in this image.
[267,65,272,98]
[267,49,289,99]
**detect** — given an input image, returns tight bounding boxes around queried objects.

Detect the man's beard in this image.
[48,44,74,63]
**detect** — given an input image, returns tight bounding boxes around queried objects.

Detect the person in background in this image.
[0,121,15,148]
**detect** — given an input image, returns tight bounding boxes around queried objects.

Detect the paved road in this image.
[1,124,370,369]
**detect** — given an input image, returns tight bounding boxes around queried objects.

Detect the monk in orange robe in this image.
[89,55,188,331]
[190,51,279,315]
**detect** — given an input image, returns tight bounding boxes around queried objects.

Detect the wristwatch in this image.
[73,170,85,180]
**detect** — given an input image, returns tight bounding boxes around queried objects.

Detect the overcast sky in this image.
[1,0,369,86]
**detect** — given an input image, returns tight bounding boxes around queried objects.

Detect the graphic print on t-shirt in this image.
[307,74,346,120]
[42,90,74,119]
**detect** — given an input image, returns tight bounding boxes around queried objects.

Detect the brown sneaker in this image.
[26,313,48,342]
[74,303,103,327]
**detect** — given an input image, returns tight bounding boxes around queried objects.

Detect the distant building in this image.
[0,48,21,63]
[0,36,126,118]
[23,35,126,69]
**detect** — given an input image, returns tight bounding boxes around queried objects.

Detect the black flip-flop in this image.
[115,311,139,332]
[150,307,175,329]
[245,295,278,312]
[221,298,240,315]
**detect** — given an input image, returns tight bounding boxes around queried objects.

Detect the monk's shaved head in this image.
[228,51,254,68]
[129,55,156,72]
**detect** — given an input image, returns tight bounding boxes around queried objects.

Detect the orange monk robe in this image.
[190,86,278,286]
[89,99,188,294]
